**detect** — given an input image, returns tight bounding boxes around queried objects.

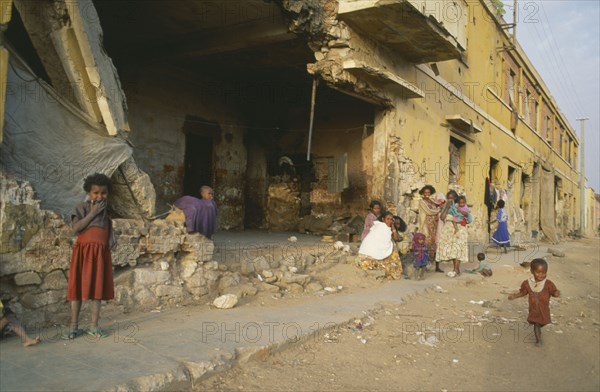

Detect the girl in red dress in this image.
[67,173,115,339]
[508,258,560,346]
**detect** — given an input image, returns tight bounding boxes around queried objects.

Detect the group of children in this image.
[362,198,560,346]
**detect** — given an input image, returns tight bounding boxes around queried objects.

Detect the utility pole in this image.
[577,117,589,234]
[513,0,517,44]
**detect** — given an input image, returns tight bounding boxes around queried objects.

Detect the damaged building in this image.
[0,0,583,324]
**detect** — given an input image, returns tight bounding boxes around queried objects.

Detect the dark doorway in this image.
[183,118,215,197]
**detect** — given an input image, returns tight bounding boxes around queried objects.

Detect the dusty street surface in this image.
[197,238,600,391]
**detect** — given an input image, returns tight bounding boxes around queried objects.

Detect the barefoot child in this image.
[465,252,493,277]
[1,299,41,347]
[66,173,115,339]
[411,233,428,280]
[508,258,560,346]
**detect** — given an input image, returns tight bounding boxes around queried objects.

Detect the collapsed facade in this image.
[0,0,583,324]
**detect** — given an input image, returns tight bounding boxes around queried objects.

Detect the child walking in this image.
[508,258,560,346]
[66,173,115,339]
[411,233,429,280]
[491,200,511,253]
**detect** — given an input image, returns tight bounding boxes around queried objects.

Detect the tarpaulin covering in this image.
[1,54,132,218]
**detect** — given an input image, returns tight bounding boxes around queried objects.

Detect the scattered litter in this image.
[160,261,169,271]
[555,330,564,334]
[342,245,351,253]
[337,285,343,290]
[334,241,344,250]
[288,266,298,273]
[288,236,298,242]
[418,335,440,347]
[150,309,161,313]
[469,300,484,305]
[435,285,448,293]
[447,271,456,278]
[452,359,459,364]
[360,338,367,344]
[324,287,337,292]
[257,274,264,282]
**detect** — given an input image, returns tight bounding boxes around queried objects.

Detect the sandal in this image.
[86,328,109,338]
[62,328,85,340]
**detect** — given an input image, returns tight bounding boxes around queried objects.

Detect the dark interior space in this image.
[183,117,217,197]
[4,4,51,84]
[93,0,376,230]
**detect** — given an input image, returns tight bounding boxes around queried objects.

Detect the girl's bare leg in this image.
[70,300,81,330]
[534,324,542,346]
[90,300,101,330]
[4,315,40,347]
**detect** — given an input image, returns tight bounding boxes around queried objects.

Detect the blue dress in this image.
[413,243,429,268]
[492,208,510,247]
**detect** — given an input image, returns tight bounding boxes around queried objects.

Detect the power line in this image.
[526,15,582,121]
[538,1,586,117]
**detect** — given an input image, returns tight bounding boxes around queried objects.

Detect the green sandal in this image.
[86,328,109,338]
[62,328,85,340]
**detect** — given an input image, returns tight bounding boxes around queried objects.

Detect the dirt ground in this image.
[196,238,600,391]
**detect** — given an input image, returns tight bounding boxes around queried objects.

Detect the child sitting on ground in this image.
[508,258,560,346]
[1,299,41,347]
[465,252,493,277]
[447,195,472,232]
[411,233,429,280]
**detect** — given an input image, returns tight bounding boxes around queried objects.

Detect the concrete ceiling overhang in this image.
[93,0,315,80]
[338,0,463,64]
[343,59,423,99]
[446,114,482,134]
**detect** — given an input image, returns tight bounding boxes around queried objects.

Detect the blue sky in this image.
[502,0,600,191]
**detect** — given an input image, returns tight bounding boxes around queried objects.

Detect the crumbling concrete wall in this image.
[0,174,247,328]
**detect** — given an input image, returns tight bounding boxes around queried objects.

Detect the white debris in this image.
[288,236,298,242]
[342,245,351,253]
[418,335,440,347]
[334,241,344,250]
[447,271,456,278]
[160,261,169,271]
[213,294,238,309]
[337,285,343,290]
[288,266,298,273]
[469,300,485,305]
[324,287,337,292]
[452,359,459,364]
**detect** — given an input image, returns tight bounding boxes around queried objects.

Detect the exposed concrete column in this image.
[371,109,388,200]
[13,0,128,135]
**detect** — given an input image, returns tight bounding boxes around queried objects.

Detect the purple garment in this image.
[174,196,217,239]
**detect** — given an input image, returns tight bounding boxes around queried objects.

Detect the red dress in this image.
[67,218,114,301]
[518,279,558,326]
